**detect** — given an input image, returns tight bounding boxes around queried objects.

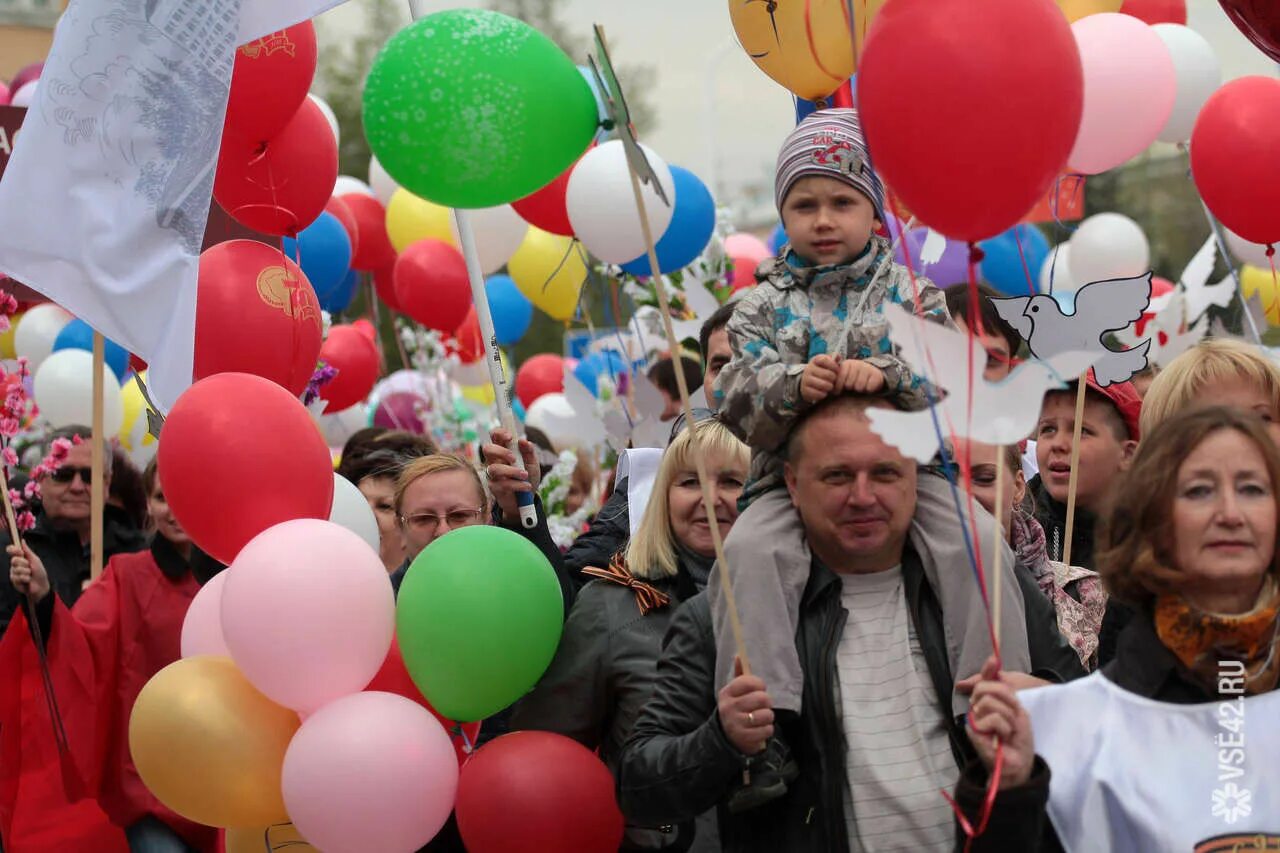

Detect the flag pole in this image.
[90,331,105,579]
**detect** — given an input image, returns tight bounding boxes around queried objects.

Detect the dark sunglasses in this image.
[49,466,93,485]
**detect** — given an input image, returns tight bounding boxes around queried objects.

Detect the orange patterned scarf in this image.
[1154,577,1280,696]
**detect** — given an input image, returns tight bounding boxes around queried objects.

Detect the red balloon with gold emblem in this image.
[224,21,319,142]
[195,240,324,396]
[318,325,380,414]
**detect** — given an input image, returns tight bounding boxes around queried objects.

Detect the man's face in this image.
[785,406,916,573]
[41,443,106,524]
[704,327,733,408]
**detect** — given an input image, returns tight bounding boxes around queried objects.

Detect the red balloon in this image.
[157,373,333,564]
[342,194,398,272]
[514,354,565,408]
[455,732,623,853]
[352,318,378,343]
[452,308,484,364]
[223,22,318,142]
[394,240,472,333]
[324,196,361,261]
[1191,76,1280,246]
[857,0,1083,241]
[319,325,381,413]
[129,354,149,374]
[1219,0,1280,64]
[214,98,337,237]
[1120,0,1187,25]
[194,240,324,396]
[511,154,584,237]
[373,263,404,312]
[366,639,481,766]
[1135,276,1174,336]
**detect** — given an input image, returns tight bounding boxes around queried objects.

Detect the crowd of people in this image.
[1,107,1278,852]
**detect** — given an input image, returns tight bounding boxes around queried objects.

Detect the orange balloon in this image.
[730,0,877,100]
[225,823,318,853]
[1055,0,1123,21]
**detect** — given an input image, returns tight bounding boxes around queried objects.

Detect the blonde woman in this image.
[512,419,748,852]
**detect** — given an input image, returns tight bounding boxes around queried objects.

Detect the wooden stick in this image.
[0,463,22,548]
[91,332,105,580]
[991,447,1006,637]
[1060,377,1088,568]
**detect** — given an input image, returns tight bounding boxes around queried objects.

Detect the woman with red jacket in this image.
[1,459,223,852]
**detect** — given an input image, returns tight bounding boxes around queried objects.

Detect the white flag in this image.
[0,0,345,410]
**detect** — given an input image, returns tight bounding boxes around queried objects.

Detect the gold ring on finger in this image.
[747,711,756,725]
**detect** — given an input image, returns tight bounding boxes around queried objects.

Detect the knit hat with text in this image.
[774,108,885,221]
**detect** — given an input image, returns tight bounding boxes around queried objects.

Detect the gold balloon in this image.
[1242,265,1280,327]
[386,188,452,253]
[225,823,317,853]
[507,227,587,321]
[1055,0,1123,22]
[729,0,876,100]
[129,657,300,829]
[0,312,21,360]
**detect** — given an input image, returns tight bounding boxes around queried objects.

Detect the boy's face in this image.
[780,175,881,267]
[1035,391,1137,513]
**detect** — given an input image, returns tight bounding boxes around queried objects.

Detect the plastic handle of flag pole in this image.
[452,209,538,529]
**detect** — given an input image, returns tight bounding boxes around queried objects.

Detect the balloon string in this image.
[264,155,310,397]
[942,737,1004,852]
[1012,227,1036,298]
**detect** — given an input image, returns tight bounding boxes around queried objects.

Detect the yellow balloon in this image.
[118,371,157,449]
[508,227,587,321]
[1241,265,1280,327]
[0,312,22,359]
[462,383,496,406]
[1055,0,1123,22]
[729,0,872,101]
[386,188,452,253]
[128,657,300,828]
[225,823,317,853]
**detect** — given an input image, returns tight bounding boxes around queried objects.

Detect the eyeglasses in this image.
[400,508,486,532]
[49,466,94,485]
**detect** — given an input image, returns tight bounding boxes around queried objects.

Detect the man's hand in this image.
[837,359,887,394]
[9,542,50,603]
[966,656,1037,789]
[800,354,840,404]
[483,427,541,524]
[956,668,1051,695]
[718,657,774,755]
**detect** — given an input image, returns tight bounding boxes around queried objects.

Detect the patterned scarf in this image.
[580,552,672,616]
[1154,576,1280,696]
[1011,511,1108,669]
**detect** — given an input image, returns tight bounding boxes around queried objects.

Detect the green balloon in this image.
[363,9,599,209]
[396,525,564,721]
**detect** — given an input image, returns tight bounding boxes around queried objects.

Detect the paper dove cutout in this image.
[1211,292,1267,342]
[1113,290,1209,369]
[991,273,1152,387]
[865,303,1099,464]
[560,372,609,449]
[600,370,668,450]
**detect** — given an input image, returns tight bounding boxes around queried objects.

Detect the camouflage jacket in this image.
[715,235,951,499]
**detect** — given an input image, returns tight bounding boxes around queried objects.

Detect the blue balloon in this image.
[768,222,788,254]
[619,166,717,276]
[321,269,360,314]
[1053,290,1075,313]
[578,65,609,143]
[486,275,533,346]
[513,398,527,422]
[978,224,1050,297]
[52,319,129,380]
[574,350,628,397]
[795,75,857,123]
[282,211,352,305]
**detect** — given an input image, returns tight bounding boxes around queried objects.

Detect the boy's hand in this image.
[838,359,886,394]
[801,354,840,403]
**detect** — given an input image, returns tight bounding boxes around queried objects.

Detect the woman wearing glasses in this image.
[2,458,224,852]
[510,419,748,852]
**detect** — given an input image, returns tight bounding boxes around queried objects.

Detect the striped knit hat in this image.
[774,108,885,222]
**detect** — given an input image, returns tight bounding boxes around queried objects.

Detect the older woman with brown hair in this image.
[956,406,1280,850]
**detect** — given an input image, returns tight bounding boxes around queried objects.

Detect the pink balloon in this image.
[723,233,772,265]
[179,572,230,658]
[282,691,459,853]
[10,80,38,109]
[0,82,9,106]
[220,519,394,712]
[1069,14,1177,175]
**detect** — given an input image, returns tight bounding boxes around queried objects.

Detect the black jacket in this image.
[1027,475,1097,571]
[954,610,1227,851]
[0,506,146,635]
[619,546,1084,853]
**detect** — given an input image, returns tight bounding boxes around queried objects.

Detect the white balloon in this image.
[1068,213,1150,287]
[328,473,380,552]
[318,405,368,447]
[566,141,676,263]
[333,175,375,199]
[1225,228,1273,269]
[451,205,528,275]
[180,572,231,659]
[33,349,125,435]
[451,359,490,387]
[14,303,73,370]
[1039,244,1081,295]
[10,80,37,108]
[524,392,580,451]
[308,93,340,150]
[368,155,399,207]
[1153,24,1221,144]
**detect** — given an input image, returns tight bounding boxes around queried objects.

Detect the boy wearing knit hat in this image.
[710,109,1037,811]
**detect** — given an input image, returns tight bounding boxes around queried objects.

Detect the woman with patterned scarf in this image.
[956,407,1280,851]
[511,419,748,852]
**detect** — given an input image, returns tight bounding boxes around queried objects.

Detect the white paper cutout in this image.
[921,229,947,265]
[1179,236,1235,323]
[865,303,1099,464]
[991,273,1152,387]
[620,447,664,537]
[559,372,609,449]
[1210,293,1267,342]
[602,370,669,450]
[1113,290,1210,369]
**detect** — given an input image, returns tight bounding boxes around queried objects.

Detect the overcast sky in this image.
[319,0,1278,224]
